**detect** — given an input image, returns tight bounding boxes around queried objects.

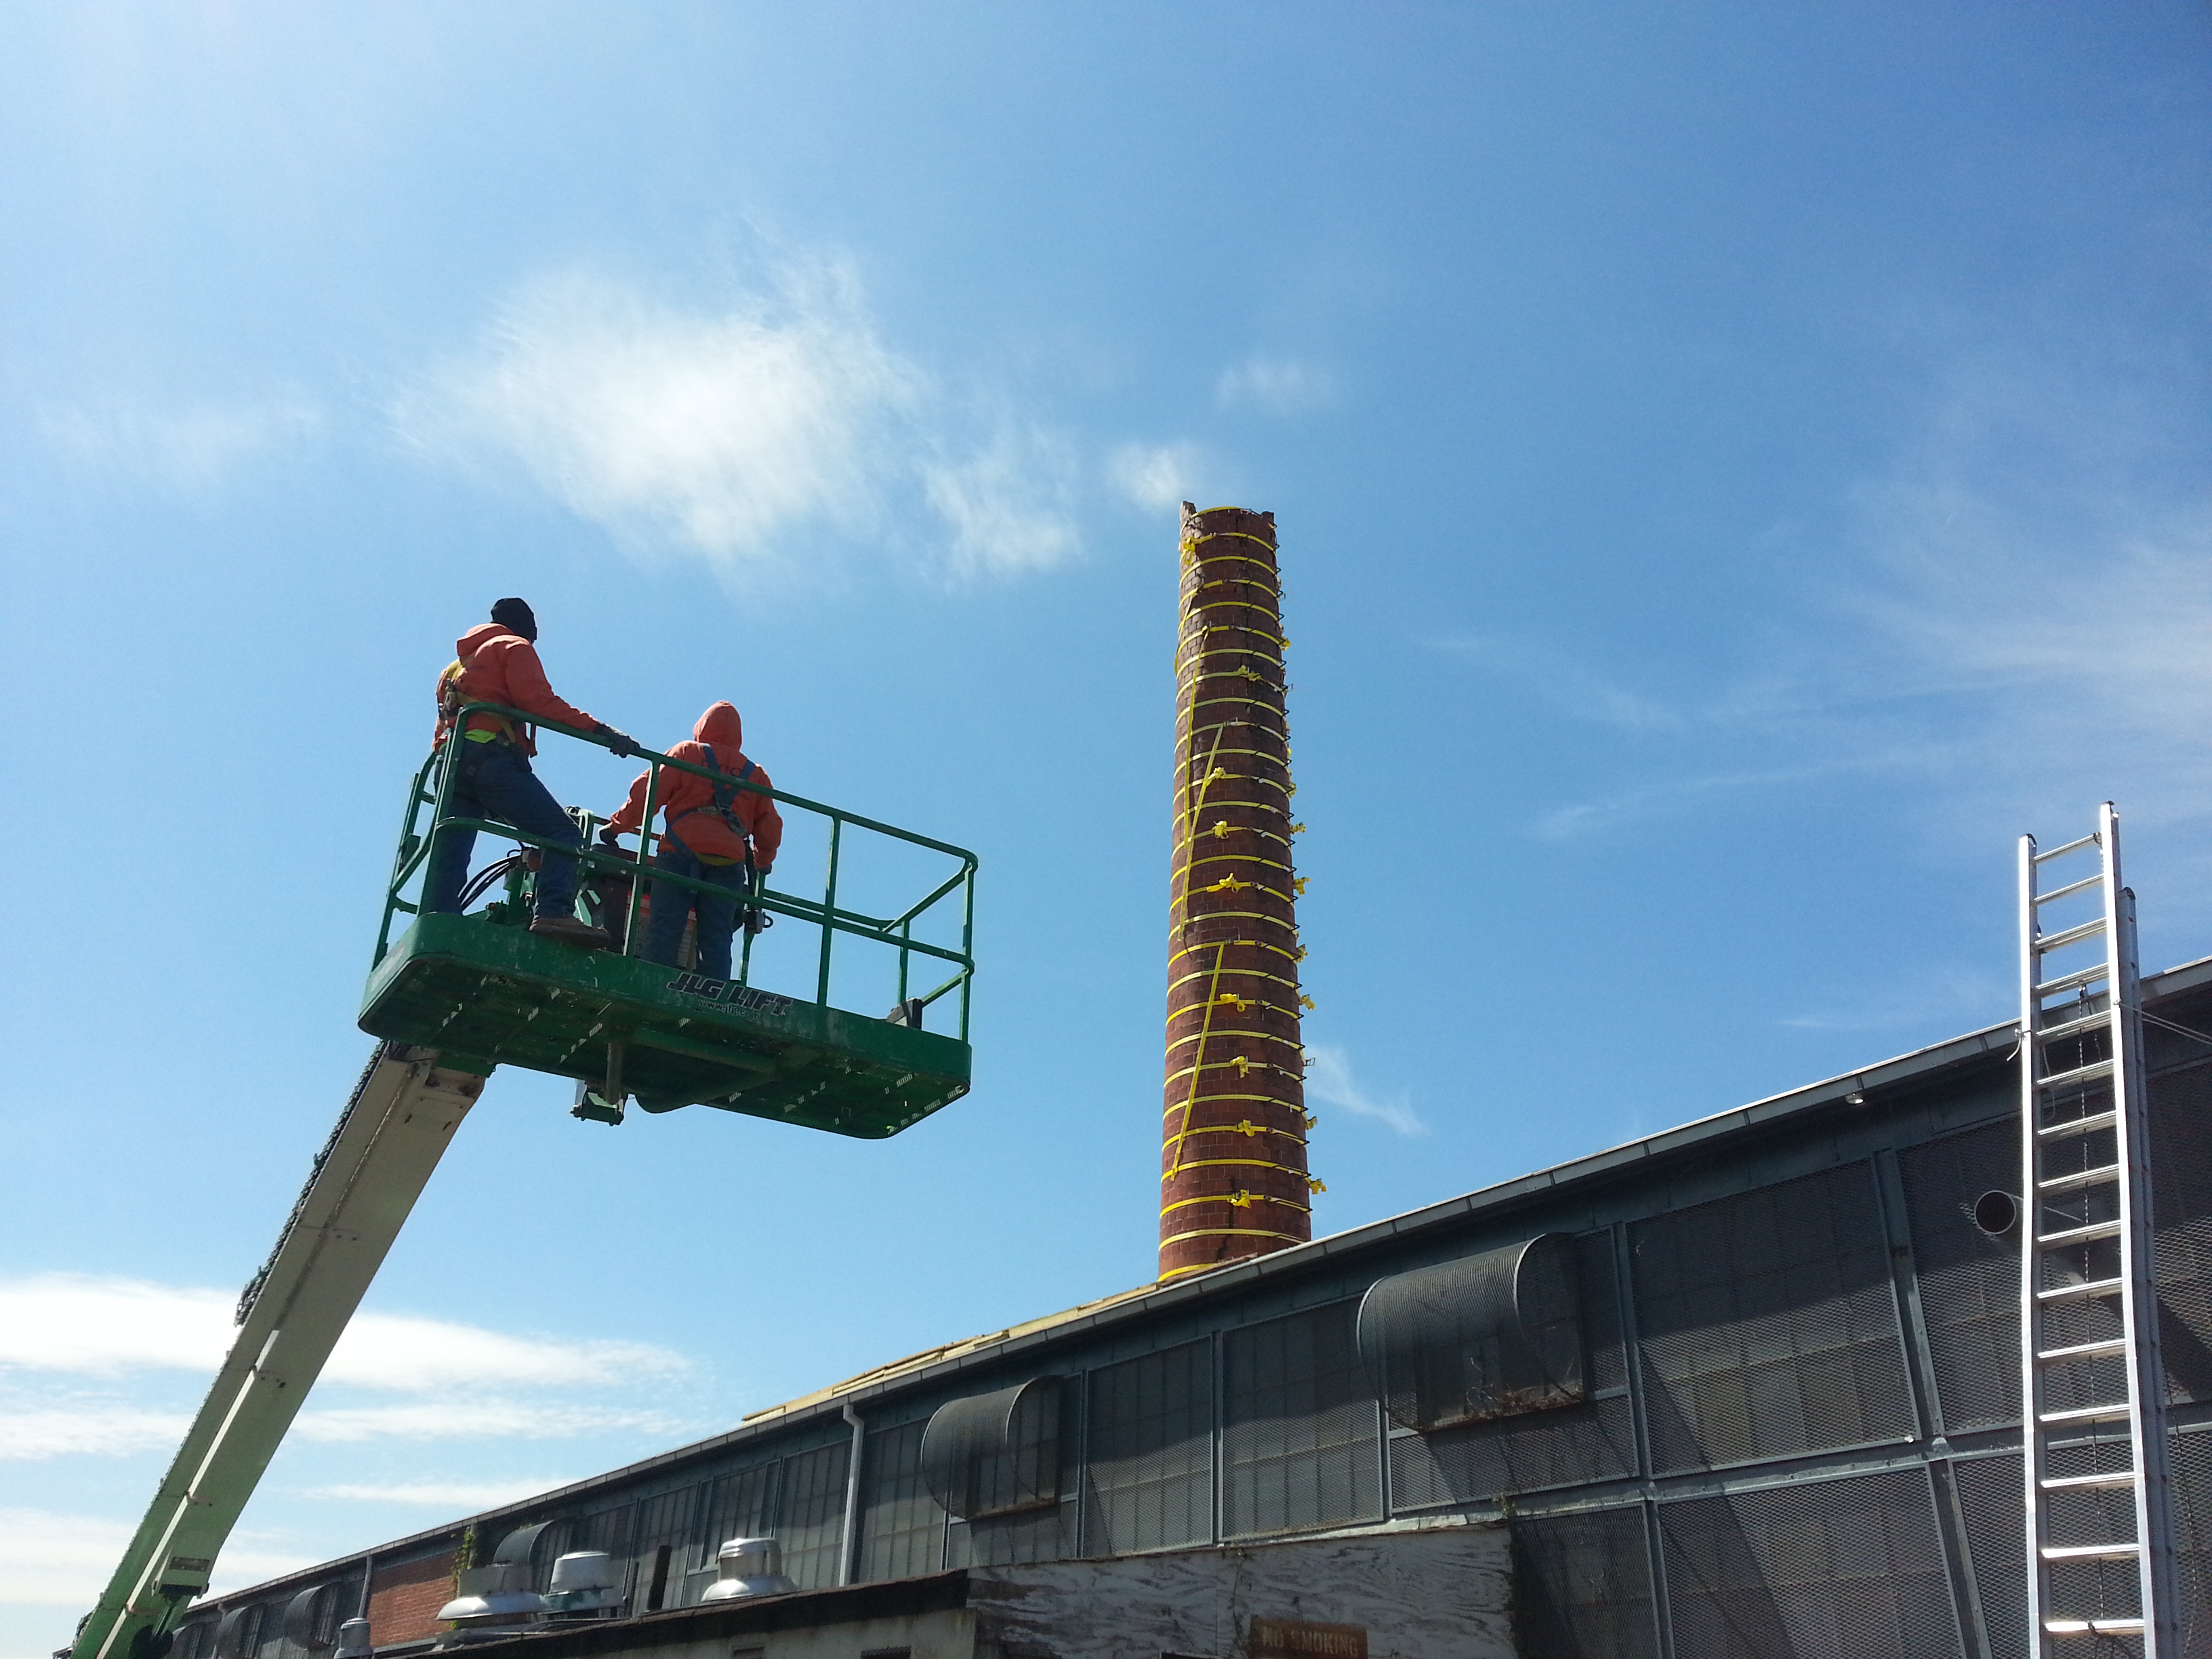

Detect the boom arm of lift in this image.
[70,1044,486,1659]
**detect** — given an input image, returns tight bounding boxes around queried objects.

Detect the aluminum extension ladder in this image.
[2019,804,2179,1652]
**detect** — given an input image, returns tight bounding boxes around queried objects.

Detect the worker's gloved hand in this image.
[597,825,627,849]
[593,724,639,758]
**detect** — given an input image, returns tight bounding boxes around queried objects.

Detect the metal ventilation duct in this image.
[918,1377,1062,1518]
[1356,1234,1586,1430]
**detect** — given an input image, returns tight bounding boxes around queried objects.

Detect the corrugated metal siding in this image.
[1221,1300,1381,1538]
[779,1441,851,1590]
[859,1420,943,1581]
[1081,1338,1215,1553]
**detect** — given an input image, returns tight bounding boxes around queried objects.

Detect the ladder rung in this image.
[2034,832,2102,865]
[2039,1402,2134,1426]
[2038,1219,2122,1248]
[2047,1629,2146,1641]
[2038,1277,2125,1303]
[2039,1164,2122,1195]
[2041,1471,2137,1491]
[2036,964,2112,998]
[2036,872,2104,907]
[2037,1059,2114,1092]
[2035,1008,2111,1045]
[2037,1337,2129,1363]
[2036,918,2107,953]
[2040,1542,2142,1560]
[2039,1110,2118,1141]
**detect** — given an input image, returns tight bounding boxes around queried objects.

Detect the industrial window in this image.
[1221,1300,1381,1538]
[920,1378,1063,1519]
[779,1440,853,1591]
[1357,1235,1586,1432]
[696,1460,781,1570]
[1082,1339,1214,1553]
[1512,1504,1657,1659]
[859,1419,944,1582]
[1898,1122,2024,1433]
[1631,1162,1914,1472]
[1659,1468,1963,1659]
[1387,1231,1635,1511]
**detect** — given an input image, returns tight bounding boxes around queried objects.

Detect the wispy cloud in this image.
[299,1477,581,1509]
[1304,1044,1427,1137]
[0,1403,191,1460]
[392,255,1163,586]
[1216,354,1333,417]
[0,1274,689,1391]
[0,1509,318,1605]
[1446,338,2212,859]
[0,1274,700,1462]
[1109,441,1207,513]
[293,1399,689,1443]
[39,392,321,494]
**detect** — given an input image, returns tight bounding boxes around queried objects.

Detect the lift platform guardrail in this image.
[362,702,977,1136]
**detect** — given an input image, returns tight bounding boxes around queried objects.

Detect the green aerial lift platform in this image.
[69,708,976,1659]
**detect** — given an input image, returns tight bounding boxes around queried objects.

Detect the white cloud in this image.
[1303,1044,1427,1137]
[39,392,321,493]
[0,1404,191,1460]
[922,428,1080,578]
[1109,442,1206,513]
[0,1275,231,1376]
[300,1477,581,1509]
[396,257,1119,585]
[0,1274,689,1392]
[0,1509,316,1606]
[293,1399,687,1443]
[1215,354,1332,416]
[0,1275,697,1463]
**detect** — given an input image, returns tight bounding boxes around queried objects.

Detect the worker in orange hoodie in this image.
[425,598,638,944]
[600,701,783,979]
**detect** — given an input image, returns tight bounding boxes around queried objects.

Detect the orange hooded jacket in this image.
[434,624,601,756]
[606,702,783,870]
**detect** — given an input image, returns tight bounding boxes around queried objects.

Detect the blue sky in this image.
[4,1,2210,1645]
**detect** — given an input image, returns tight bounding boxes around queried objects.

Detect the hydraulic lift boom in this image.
[69,1045,485,1659]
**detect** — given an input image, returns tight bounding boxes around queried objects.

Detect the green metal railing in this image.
[376,703,977,1040]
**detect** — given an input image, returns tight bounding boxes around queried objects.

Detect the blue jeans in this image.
[644,834,751,979]
[423,739,583,920]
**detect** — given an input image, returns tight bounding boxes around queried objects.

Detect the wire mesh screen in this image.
[1952,1452,2028,1659]
[1659,1467,1962,1659]
[2169,1425,2212,1657]
[1082,1338,1215,1553]
[695,1460,781,1572]
[2150,1065,2212,1404]
[1512,1504,1658,1659]
[1222,1299,1381,1538]
[1389,1231,1635,1510]
[1899,1122,2024,1432]
[858,1420,943,1582]
[1633,1162,1914,1473]
[780,1440,852,1590]
[945,1498,1078,1568]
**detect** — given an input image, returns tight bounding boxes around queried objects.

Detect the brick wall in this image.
[367,1550,455,1643]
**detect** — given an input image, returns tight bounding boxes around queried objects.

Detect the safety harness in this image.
[668,744,758,869]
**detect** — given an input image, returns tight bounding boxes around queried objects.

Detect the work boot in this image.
[529,914,611,947]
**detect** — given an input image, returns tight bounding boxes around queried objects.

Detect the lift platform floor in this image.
[361,914,969,1136]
